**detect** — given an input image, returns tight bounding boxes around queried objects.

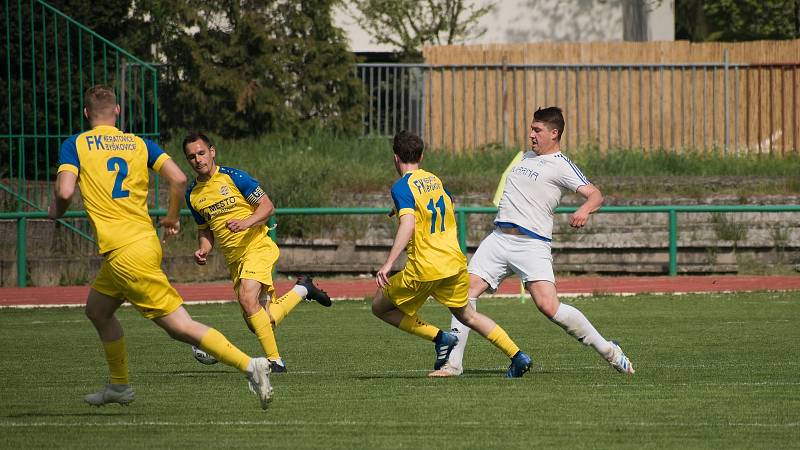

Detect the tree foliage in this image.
[676,0,800,42]
[345,0,494,59]
[6,0,363,139]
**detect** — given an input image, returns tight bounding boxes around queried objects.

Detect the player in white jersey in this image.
[429,106,634,377]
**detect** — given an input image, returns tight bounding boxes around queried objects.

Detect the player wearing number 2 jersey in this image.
[49,85,272,409]
[371,130,532,377]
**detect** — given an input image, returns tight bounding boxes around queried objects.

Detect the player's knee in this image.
[536,298,559,318]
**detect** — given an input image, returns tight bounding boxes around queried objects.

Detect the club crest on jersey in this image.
[220,185,229,196]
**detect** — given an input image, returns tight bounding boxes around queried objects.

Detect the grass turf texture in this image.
[1,291,798,449]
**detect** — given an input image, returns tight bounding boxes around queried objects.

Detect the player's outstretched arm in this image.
[158,158,188,236]
[226,194,274,233]
[48,171,77,219]
[376,214,415,288]
[570,184,604,228]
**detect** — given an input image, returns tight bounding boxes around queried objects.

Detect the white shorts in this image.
[467,229,555,291]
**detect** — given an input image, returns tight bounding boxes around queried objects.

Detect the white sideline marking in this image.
[0,420,795,428]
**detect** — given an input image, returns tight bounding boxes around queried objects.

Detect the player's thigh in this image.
[430,268,469,309]
[507,238,555,284]
[230,242,279,300]
[467,231,514,291]
[104,236,184,319]
[383,270,433,316]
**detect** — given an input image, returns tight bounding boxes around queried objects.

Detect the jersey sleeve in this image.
[144,139,171,171]
[57,135,80,175]
[185,182,208,228]
[221,167,265,206]
[390,177,415,217]
[556,155,591,192]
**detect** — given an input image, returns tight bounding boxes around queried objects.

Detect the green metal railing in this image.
[1,0,159,214]
[3,204,799,287]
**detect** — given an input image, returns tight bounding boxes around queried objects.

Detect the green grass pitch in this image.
[0,292,798,449]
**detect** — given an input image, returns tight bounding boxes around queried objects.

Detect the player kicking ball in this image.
[183,132,331,373]
[371,130,532,377]
[429,107,634,378]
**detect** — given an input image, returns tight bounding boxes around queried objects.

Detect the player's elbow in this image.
[55,183,75,201]
[169,171,188,191]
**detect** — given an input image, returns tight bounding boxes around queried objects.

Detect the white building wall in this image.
[334,0,674,53]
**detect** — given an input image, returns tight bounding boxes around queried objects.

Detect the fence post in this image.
[502,57,508,149]
[723,49,729,155]
[17,217,27,287]
[668,209,678,276]
[457,209,467,253]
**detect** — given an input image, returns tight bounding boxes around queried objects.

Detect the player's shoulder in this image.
[219,165,254,180]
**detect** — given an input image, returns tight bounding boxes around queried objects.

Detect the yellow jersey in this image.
[186,166,271,265]
[57,125,170,254]
[391,169,466,281]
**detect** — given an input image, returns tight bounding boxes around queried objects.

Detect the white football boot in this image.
[84,384,135,406]
[427,361,464,377]
[247,357,273,409]
[607,341,635,374]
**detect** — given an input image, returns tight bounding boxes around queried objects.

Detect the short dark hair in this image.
[84,85,117,119]
[392,130,424,163]
[182,132,214,154]
[533,107,565,141]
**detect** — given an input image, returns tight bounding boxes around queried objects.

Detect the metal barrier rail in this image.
[3,204,800,287]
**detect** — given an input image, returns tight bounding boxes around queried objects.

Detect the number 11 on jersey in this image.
[426,195,446,234]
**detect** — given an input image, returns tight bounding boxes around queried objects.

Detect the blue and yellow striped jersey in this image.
[57,125,170,254]
[391,169,466,281]
[185,166,270,264]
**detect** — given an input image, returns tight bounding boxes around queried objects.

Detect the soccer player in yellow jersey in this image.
[371,130,533,377]
[48,85,272,409]
[183,132,331,373]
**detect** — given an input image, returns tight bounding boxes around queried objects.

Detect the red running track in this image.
[1,275,799,307]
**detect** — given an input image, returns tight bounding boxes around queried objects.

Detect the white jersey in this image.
[494,150,590,240]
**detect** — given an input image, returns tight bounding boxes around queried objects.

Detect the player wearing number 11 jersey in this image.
[50,85,273,409]
[371,130,532,377]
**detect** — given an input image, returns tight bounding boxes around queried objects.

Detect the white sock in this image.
[446,298,477,370]
[551,303,613,359]
[245,358,256,376]
[293,285,308,298]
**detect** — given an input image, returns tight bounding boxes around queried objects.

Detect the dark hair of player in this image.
[533,106,565,141]
[182,132,214,154]
[392,130,424,163]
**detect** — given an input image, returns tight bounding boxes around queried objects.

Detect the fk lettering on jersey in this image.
[186,166,270,264]
[391,169,466,281]
[57,125,170,254]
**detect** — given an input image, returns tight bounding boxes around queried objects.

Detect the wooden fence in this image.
[420,40,800,154]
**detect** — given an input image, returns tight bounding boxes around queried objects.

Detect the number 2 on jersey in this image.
[426,195,447,233]
[106,157,130,199]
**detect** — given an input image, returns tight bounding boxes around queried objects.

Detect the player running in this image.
[183,132,331,373]
[49,85,272,409]
[371,130,532,377]
[429,107,635,377]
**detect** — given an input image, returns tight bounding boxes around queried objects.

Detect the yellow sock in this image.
[398,314,440,341]
[246,308,280,360]
[102,337,129,385]
[486,325,520,358]
[268,290,303,325]
[199,328,251,373]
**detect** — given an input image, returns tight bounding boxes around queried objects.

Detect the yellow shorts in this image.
[383,267,469,316]
[92,235,183,319]
[228,237,280,299]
